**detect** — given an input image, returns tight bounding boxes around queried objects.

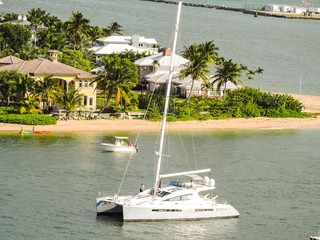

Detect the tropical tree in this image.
[212,58,244,95]
[180,41,219,101]
[104,21,123,36]
[16,73,35,100]
[36,27,67,50]
[201,81,214,98]
[91,55,138,112]
[27,8,50,31]
[56,89,83,119]
[64,11,90,49]
[59,49,92,72]
[20,95,39,113]
[87,26,105,45]
[0,23,31,52]
[34,74,59,110]
[44,15,63,31]
[0,70,20,105]
[0,12,19,23]
[212,58,263,95]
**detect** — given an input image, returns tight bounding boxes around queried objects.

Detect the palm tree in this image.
[181,41,219,101]
[246,67,264,80]
[27,8,50,30]
[88,26,105,45]
[212,58,243,95]
[104,21,123,36]
[201,81,214,98]
[21,95,39,113]
[37,27,66,50]
[34,74,59,110]
[212,58,264,95]
[56,89,83,119]
[0,70,19,105]
[16,73,35,100]
[91,55,138,113]
[64,11,90,49]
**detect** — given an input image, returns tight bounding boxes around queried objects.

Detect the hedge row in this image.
[0,114,57,125]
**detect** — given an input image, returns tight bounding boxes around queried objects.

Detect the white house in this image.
[177,78,239,98]
[134,48,189,89]
[90,34,158,63]
[134,48,240,98]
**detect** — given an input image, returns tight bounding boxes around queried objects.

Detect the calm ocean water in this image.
[1,1,320,239]
[0,129,320,240]
[1,0,320,95]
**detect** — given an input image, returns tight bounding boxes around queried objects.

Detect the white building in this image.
[90,34,158,63]
[134,48,239,98]
[263,4,310,14]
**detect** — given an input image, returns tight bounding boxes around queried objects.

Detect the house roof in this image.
[0,55,23,64]
[93,44,156,55]
[0,58,95,79]
[96,35,157,45]
[134,51,189,67]
[145,71,191,85]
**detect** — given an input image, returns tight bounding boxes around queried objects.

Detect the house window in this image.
[89,97,93,106]
[84,95,87,106]
[84,81,88,87]
[79,81,83,88]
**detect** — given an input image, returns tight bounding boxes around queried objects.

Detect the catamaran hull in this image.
[96,200,122,216]
[96,196,130,216]
[122,203,239,221]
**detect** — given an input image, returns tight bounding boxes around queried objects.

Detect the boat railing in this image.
[97,191,114,198]
[211,195,229,205]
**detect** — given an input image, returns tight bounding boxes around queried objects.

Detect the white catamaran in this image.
[96,1,239,221]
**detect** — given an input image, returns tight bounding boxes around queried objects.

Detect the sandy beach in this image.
[1,93,320,133]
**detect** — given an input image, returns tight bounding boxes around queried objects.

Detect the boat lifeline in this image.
[96,1,239,221]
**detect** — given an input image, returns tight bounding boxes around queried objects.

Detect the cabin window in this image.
[167,194,192,201]
[181,194,192,200]
[158,191,170,198]
[168,196,181,201]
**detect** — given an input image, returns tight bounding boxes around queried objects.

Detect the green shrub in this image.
[0,114,57,125]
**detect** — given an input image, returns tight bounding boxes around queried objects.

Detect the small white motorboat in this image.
[101,136,137,153]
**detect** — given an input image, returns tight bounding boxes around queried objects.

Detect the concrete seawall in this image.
[141,0,320,20]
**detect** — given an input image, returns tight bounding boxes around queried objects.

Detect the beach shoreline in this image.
[1,93,320,133]
[1,117,320,134]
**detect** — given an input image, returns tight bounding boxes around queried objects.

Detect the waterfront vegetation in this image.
[139,87,305,121]
[0,8,310,125]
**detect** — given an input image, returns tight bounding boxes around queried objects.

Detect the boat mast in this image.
[154,1,183,192]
